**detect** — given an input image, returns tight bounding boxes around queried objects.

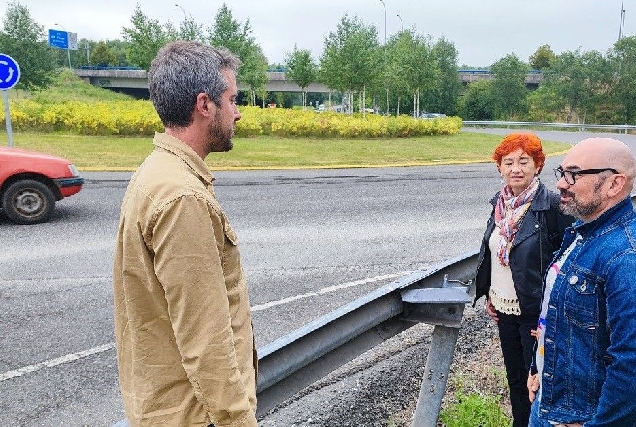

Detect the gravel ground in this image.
[258,303,511,426]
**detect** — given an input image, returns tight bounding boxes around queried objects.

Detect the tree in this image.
[208,3,267,101]
[284,45,317,109]
[90,41,117,67]
[490,54,529,119]
[241,44,268,106]
[460,79,495,120]
[542,49,611,123]
[529,44,556,70]
[525,85,565,122]
[427,37,462,115]
[0,1,57,90]
[608,36,636,123]
[105,39,133,67]
[384,31,415,115]
[320,14,381,114]
[403,33,438,118]
[177,14,204,42]
[121,4,171,70]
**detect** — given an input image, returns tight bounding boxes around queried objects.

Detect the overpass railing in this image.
[463,120,636,134]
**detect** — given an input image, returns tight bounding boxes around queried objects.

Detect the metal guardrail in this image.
[462,120,636,134]
[256,251,478,425]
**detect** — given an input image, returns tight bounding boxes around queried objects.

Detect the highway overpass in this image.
[74,68,541,98]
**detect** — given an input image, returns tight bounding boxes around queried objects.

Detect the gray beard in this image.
[560,197,602,219]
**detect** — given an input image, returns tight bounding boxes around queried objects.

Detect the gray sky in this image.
[4,0,631,67]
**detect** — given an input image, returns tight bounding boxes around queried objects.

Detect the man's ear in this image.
[195,93,213,117]
[607,174,627,198]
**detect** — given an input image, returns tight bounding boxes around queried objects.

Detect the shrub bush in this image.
[1,101,462,138]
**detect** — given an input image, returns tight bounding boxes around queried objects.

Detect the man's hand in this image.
[527,373,539,403]
[485,298,499,323]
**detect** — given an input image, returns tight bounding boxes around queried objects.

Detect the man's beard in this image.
[208,111,234,153]
[559,189,602,219]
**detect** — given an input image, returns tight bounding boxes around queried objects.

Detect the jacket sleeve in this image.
[151,194,257,427]
[586,252,636,426]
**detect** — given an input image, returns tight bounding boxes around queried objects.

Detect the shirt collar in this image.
[152,132,215,186]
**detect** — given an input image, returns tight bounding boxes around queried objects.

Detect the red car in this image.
[0,147,84,224]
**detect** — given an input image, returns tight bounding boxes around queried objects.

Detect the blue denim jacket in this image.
[539,197,636,426]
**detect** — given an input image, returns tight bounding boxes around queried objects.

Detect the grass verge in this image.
[0,131,571,171]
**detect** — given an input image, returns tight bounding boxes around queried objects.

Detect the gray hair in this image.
[148,40,241,128]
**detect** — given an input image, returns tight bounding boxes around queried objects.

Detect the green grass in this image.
[439,391,512,427]
[8,69,135,103]
[0,131,572,171]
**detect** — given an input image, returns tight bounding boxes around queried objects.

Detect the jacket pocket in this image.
[224,223,239,245]
[563,269,600,329]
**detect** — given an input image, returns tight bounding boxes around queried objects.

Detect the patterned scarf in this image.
[494,177,540,266]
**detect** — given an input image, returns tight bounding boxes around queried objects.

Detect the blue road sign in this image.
[48,29,69,49]
[0,53,20,90]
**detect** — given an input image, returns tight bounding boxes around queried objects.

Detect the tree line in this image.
[2,0,636,124]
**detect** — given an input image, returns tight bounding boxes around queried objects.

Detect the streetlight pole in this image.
[54,23,72,69]
[379,0,387,44]
[397,14,403,32]
[379,0,388,115]
[175,3,187,21]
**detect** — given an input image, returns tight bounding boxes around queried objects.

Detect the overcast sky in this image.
[2,0,631,67]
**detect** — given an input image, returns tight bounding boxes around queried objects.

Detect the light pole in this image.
[175,3,187,21]
[379,0,387,44]
[379,0,388,115]
[54,22,72,69]
[397,14,403,32]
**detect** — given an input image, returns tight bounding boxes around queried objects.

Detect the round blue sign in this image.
[0,53,21,90]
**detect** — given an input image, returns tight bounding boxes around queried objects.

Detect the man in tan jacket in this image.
[113,40,257,427]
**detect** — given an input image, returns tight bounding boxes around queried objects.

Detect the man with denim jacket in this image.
[528,137,636,427]
[113,41,257,427]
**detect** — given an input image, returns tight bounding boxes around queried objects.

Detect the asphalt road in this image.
[1,129,634,426]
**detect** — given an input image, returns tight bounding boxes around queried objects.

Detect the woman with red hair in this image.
[473,133,573,427]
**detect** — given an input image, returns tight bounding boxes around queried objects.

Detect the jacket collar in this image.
[152,132,215,186]
[572,197,634,238]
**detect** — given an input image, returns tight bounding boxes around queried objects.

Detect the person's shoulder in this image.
[132,152,209,201]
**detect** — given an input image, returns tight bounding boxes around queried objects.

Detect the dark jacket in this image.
[473,182,573,318]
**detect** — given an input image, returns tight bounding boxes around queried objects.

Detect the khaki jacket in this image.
[113,133,257,427]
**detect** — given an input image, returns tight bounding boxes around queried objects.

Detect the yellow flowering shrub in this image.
[1,99,461,138]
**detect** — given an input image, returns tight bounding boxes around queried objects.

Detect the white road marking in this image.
[0,343,115,382]
[250,271,411,312]
[1,271,410,382]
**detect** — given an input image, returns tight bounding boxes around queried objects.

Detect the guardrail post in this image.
[401,275,472,427]
[411,325,460,426]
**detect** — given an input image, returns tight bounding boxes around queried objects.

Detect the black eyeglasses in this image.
[554,166,619,185]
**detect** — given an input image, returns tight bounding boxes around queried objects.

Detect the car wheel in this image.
[1,179,56,224]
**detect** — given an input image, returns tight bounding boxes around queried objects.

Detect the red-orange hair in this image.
[492,133,545,172]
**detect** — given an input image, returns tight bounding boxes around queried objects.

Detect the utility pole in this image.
[397,14,403,32]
